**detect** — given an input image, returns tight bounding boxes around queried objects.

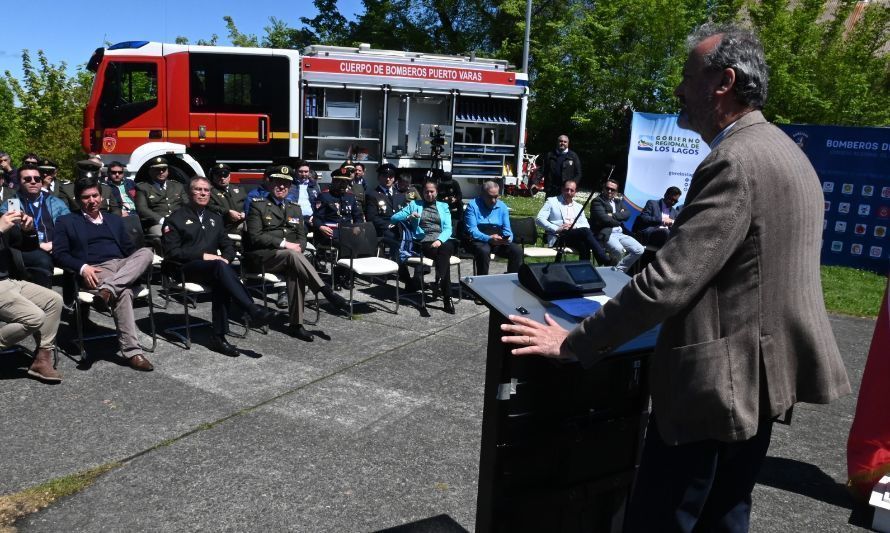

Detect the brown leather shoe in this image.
[128,354,154,371]
[94,288,115,312]
[27,348,62,383]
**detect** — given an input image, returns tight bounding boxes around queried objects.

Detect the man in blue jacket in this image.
[0,163,70,287]
[53,176,155,371]
[464,180,522,275]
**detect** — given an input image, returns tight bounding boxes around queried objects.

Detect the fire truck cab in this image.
[84,40,528,194]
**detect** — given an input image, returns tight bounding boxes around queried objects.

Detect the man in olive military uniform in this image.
[206,163,247,233]
[351,162,368,212]
[47,159,122,216]
[162,177,275,357]
[136,157,189,236]
[246,165,349,342]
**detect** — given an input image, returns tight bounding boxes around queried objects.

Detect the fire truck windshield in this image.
[98,62,158,128]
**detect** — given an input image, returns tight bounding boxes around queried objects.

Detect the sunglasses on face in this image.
[21,175,43,183]
[109,170,125,175]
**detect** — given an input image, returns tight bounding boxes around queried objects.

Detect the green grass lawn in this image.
[501,195,886,319]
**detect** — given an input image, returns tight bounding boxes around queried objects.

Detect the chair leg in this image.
[144,283,158,353]
[348,270,355,319]
[74,297,88,363]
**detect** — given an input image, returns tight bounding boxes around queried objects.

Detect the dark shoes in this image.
[290,324,314,342]
[27,348,62,383]
[443,297,455,314]
[250,307,277,328]
[208,335,240,357]
[128,354,154,371]
[93,288,115,312]
[276,289,289,309]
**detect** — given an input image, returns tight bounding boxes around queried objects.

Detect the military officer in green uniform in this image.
[245,165,348,342]
[206,163,247,233]
[46,159,121,216]
[136,156,189,236]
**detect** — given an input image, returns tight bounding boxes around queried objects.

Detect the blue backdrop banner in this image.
[624,112,709,230]
[778,124,890,274]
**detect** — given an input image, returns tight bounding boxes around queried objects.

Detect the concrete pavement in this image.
[0,261,878,532]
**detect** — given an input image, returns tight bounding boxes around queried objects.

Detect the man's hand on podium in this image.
[501,313,573,360]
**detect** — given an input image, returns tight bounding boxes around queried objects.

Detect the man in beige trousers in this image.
[0,197,63,383]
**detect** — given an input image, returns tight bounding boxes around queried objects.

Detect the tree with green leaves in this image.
[2,50,92,180]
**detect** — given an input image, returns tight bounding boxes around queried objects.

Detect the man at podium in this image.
[502,23,850,533]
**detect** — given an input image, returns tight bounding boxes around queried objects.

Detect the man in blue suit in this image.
[53,176,155,371]
[633,186,682,247]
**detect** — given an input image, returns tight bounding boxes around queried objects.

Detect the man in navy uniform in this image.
[162,177,275,356]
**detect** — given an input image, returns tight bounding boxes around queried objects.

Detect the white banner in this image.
[624,112,709,225]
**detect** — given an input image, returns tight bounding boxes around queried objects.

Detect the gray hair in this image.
[687,23,769,109]
[482,180,500,194]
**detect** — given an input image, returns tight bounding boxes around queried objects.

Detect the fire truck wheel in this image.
[167,165,190,185]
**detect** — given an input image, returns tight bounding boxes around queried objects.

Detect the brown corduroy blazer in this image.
[564,110,851,445]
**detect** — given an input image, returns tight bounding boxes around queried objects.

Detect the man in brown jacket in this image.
[502,23,850,532]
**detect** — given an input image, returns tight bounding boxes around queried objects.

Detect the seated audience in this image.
[162,177,275,357]
[437,172,464,241]
[536,179,613,265]
[0,208,63,382]
[52,159,121,216]
[589,178,644,272]
[206,163,246,233]
[292,161,321,225]
[105,161,137,216]
[52,176,155,371]
[0,163,70,287]
[391,180,455,314]
[245,165,348,342]
[464,180,522,275]
[136,157,188,236]
[633,186,682,247]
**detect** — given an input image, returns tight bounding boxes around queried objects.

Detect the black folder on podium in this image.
[463,269,658,533]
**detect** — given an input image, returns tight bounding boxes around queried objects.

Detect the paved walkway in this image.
[0,262,877,532]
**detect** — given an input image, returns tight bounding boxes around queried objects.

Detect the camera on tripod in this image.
[416,123,453,159]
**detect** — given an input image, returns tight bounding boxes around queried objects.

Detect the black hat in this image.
[148,156,169,169]
[264,165,294,181]
[210,163,231,178]
[37,158,57,172]
[76,159,103,173]
[377,163,397,177]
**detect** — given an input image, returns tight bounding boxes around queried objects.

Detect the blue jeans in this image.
[604,231,644,272]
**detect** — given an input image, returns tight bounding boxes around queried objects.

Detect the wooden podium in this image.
[463,269,658,533]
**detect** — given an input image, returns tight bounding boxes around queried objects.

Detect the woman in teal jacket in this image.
[391,180,455,313]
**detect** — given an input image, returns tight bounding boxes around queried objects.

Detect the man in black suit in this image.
[633,186,682,247]
[541,134,582,197]
[589,178,644,272]
[163,177,275,356]
[53,176,155,371]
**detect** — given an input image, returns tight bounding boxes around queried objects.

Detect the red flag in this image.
[847,274,890,500]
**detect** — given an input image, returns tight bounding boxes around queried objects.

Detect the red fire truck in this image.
[83,40,529,192]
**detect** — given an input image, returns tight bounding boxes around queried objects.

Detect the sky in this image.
[0,0,365,81]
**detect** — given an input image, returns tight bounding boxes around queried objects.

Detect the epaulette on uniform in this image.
[251,197,269,203]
